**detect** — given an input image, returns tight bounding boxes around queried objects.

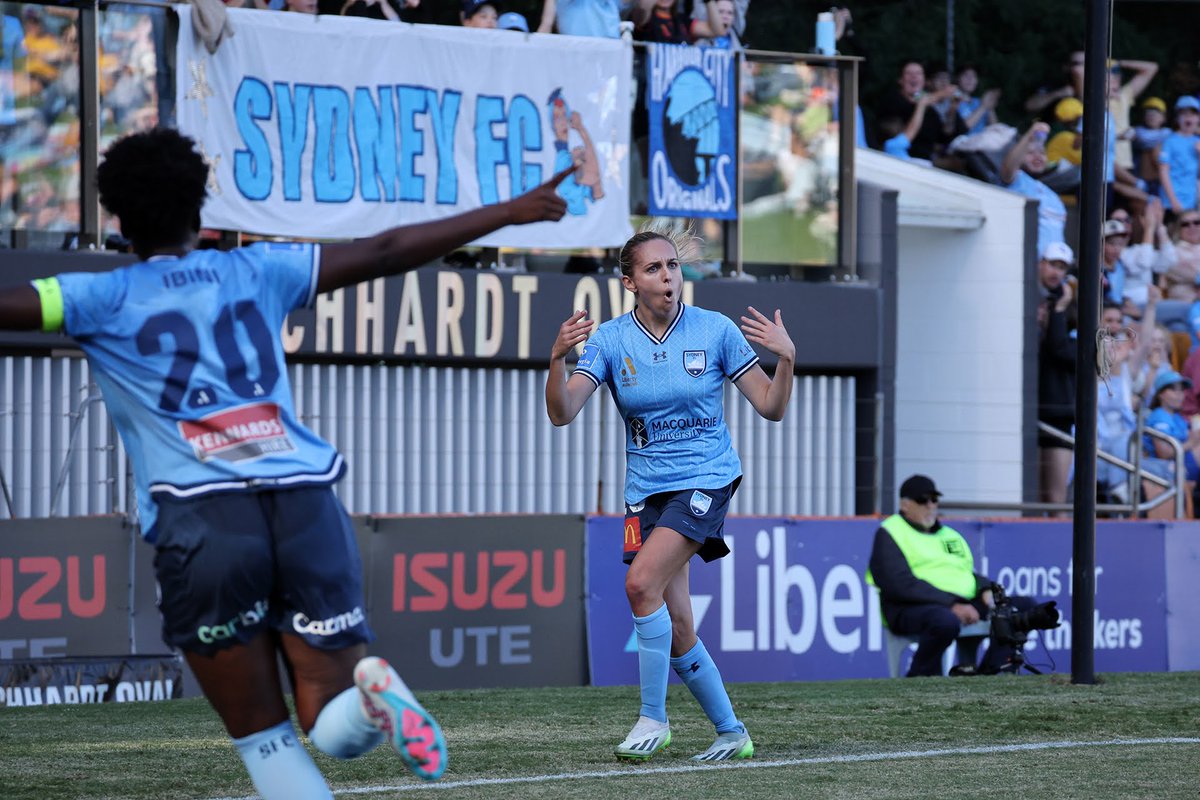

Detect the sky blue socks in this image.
[232,720,333,800]
[634,603,672,722]
[308,685,385,759]
[671,638,742,734]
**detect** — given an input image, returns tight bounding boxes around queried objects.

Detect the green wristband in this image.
[31,277,64,332]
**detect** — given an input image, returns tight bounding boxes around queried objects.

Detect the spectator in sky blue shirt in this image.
[1159,95,1200,215]
[1000,122,1068,255]
[955,64,1000,136]
[537,0,630,37]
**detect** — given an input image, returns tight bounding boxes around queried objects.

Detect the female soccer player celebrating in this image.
[545,225,795,762]
[0,128,570,798]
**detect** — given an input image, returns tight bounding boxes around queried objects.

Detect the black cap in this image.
[462,0,499,17]
[899,474,942,501]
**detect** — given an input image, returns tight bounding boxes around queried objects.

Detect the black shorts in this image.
[153,486,373,656]
[622,478,740,565]
[1038,416,1074,450]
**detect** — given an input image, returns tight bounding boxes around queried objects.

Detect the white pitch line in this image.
[206,737,1200,799]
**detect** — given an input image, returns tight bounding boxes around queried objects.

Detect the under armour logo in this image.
[652,350,668,363]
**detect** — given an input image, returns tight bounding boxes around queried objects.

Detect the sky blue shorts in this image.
[622,478,740,565]
[152,486,373,656]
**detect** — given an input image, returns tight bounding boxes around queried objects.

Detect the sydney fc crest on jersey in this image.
[684,350,706,377]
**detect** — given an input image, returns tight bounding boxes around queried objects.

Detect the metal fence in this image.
[0,355,858,521]
[0,2,858,280]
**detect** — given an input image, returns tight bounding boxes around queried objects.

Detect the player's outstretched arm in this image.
[316,167,571,294]
[546,310,598,426]
[734,306,795,421]
[0,285,47,331]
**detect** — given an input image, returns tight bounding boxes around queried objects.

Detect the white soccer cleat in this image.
[614,715,672,761]
[691,727,754,761]
[354,656,447,781]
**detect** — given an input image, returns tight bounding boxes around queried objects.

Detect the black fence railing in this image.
[0,2,859,280]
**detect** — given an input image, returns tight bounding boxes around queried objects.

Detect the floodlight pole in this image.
[1071,0,1111,686]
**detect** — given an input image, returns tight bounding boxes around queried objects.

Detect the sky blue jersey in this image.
[51,243,342,540]
[573,303,759,504]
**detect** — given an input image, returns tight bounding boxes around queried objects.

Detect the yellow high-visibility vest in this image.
[866,514,977,600]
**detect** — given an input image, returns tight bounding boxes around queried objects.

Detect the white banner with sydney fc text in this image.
[174,8,632,247]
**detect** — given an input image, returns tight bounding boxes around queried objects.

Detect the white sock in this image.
[231,720,333,800]
[308,685,384,759]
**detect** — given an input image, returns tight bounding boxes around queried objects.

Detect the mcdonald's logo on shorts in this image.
[623,516,642,554]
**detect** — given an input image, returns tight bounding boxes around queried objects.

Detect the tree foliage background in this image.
[766,0,1200,129]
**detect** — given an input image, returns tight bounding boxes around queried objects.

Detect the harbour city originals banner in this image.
[646,43,737,220]
[174,8,632,247]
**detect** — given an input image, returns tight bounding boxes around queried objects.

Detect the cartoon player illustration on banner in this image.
[548,87,605,215]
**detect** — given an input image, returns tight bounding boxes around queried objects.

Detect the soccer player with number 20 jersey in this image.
[0,128,572,797]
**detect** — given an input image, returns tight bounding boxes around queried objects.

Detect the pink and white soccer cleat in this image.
[354,656,447,781]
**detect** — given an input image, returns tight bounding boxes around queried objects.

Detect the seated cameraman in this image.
[867,475,1058,676]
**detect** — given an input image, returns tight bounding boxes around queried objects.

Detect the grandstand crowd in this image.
[2,0,1200,516]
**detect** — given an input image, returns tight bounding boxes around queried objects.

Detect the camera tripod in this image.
[990,636,1043,675]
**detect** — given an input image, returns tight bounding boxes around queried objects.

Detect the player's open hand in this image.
[507,166,572,225]
[740,307,795,362]
[551,310,594,360]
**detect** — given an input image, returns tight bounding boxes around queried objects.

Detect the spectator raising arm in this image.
[1001,122,1050,184]
[1025,84,1074,115]
[961,88,1001,133]
[1144,200,1179,276]
[884,86,956,158]
[536,0,555,33]
[1128,285,1161,403]
[902,91,938,141]
[1116,59,1159,101]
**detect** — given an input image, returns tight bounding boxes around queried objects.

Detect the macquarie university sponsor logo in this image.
[178,401,295,463]
[197,599,269,644]
[293,607,366,637]
[649,415,718,442]
[684,349,706,377]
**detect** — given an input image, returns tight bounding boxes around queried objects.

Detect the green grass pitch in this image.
[3,673,1199,799]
